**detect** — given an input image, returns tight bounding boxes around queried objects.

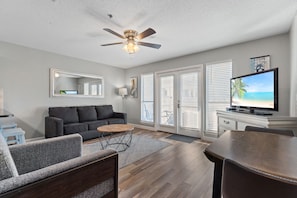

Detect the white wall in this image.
[0,88,3,109]
[290,15,297,116]
[0,33,291,137]
[0,41,125,139]
[125,34,291,124]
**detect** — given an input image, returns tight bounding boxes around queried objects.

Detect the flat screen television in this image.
[230,68,278,114]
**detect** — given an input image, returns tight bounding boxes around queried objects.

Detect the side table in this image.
[1,127,26,145]
[0,109,26,145]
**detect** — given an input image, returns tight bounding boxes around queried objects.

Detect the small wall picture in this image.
[250,55,270,72]
[130,77,138,98]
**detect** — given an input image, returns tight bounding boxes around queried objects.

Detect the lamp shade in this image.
[119,88,128,97]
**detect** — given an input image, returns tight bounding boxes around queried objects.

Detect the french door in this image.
[156,67,203,138]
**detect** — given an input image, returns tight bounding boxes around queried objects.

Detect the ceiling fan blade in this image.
[137,28,156,40]
[137,41,161,49]
[101,42,124,46]
[103,28,125,39]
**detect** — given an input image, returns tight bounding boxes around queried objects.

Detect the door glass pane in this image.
[160,76,174,126]
[180,73,200,129]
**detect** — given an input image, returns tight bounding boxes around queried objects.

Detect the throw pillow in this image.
[77,106,97,122]
[49,107,79,124]
[96,105,114,120]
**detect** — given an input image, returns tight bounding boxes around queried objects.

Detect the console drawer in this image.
[218,117,236,130]
[218,126,230,136]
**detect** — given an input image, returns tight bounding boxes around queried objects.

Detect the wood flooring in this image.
[118,128,214,198]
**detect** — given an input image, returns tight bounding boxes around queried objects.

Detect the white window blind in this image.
[206,61,232,134]
[141,74,154,122]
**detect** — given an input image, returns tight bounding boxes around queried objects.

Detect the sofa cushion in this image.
[0,134,19,180]
[106,118,125,124]
[95,105,114,120]
[49,107,79,124]
[64,123,88,135]
[86,120,108,130]
[78,130,100,141]
[77,106,97,122]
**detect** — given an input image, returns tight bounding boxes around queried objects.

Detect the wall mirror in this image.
[50,68,104,98]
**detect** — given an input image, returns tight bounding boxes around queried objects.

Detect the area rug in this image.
[83,134,171,168]
[166,134,198,143]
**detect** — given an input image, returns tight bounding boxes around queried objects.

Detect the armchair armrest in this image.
[113,112,127,123]
[45,116,64,138]
[9,134,82,175]
[0,150,118,198]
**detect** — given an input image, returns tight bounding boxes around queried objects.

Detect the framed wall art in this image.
[250,55,270,72]
[130,77,138,98]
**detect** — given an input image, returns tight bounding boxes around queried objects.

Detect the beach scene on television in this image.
[231,72,274,108]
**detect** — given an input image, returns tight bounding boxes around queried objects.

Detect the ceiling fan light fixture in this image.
[123,39,139,54]
[102,28,161,53]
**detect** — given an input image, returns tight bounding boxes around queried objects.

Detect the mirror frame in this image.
[50,68,104,98]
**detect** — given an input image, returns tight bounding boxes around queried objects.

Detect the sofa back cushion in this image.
[77,106,97,122]
[49,107,79,124]
[0,134,19,180]
[96,105,114,120]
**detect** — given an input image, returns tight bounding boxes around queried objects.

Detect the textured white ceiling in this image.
[0,0,296,68]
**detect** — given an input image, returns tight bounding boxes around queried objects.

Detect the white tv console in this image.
[217,110,297,136]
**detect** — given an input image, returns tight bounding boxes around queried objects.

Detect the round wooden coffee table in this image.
[97,124,134,152]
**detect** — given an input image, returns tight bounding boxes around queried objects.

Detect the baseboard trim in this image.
[128,123,157,131]
[26,124,157,142]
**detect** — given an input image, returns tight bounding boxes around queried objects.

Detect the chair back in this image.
[222,159,297,198]
[244,126,294,136]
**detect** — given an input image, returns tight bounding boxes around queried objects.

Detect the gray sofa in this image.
[45,105,127,141]
[0,134,118,197]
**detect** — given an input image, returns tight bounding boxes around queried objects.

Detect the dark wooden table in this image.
[204,130,297,198]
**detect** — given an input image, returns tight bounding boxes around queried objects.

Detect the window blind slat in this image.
[206,61,232,133]
[141,74,154,122]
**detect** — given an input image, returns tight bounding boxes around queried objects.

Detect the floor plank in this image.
[118,128,214,198]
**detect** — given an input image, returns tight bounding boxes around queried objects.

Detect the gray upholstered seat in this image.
[0,134,118,197]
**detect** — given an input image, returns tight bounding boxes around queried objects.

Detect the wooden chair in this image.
[244,125,294,136]
[222,159,297,198]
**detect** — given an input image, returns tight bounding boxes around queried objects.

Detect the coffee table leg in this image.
[124,130,133,148]
[99,132,107,150]
[114,130,132,151]
[100,130,133,152]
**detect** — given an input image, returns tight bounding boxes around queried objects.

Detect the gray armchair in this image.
[0,134,118,197]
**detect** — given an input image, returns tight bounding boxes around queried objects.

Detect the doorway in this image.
[156,66,203,138]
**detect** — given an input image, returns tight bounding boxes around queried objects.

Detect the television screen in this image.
[231,68,278,111]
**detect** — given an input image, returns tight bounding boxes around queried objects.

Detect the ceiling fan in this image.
[101,28,161,54]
